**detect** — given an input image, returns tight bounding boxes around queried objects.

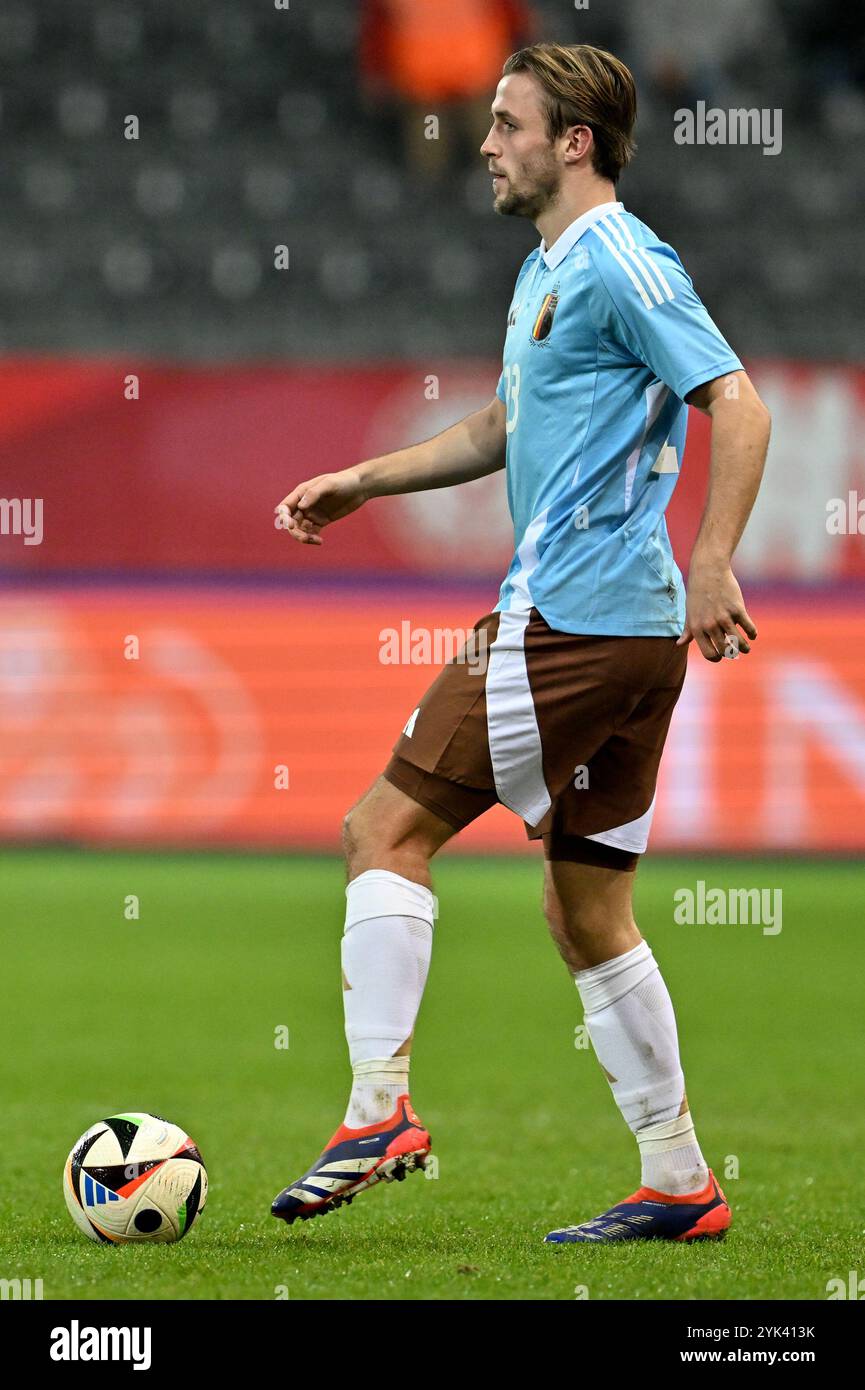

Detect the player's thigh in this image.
[342,774,458,869]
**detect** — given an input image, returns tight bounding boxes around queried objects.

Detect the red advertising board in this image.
[2,358,864,582]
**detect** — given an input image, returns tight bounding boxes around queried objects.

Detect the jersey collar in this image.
[540,200,624,270]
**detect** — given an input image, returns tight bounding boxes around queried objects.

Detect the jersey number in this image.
[503,363,520,435]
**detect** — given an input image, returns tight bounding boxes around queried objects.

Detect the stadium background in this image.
[2,0,864,856]
[1,0,864,1309]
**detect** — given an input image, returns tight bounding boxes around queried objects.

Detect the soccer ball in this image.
[63,1112,207,1244]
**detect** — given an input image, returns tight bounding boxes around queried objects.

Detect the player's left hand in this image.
[678,559,756,662]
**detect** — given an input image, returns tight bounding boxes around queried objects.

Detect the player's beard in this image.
[494,149,561,220]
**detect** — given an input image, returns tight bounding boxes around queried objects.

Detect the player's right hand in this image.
[275,468,368,546]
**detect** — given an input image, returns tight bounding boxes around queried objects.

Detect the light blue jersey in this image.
[495,200,742,636]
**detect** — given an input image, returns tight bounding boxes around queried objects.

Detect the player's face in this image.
[480,74,561,219]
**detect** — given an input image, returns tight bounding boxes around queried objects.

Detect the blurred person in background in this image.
[623,0,774,117]
[360,0,535,179]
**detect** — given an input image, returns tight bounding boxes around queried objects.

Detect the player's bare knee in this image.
[342,776,451,884]
[545,887,621,955]
[341,795,382,871]
[340,806,358,867]
[341,792,412,875]
[542,880,567,938]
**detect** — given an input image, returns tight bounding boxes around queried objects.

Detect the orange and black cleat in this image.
[544,1170,732,1244]
[271,1095,431,1225]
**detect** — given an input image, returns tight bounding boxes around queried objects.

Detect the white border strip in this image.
[585,795,657,854]
[486,608,551,827]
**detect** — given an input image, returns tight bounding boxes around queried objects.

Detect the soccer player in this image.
[272,43,770,1242]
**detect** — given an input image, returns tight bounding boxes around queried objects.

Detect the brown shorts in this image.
[383,607,687,868]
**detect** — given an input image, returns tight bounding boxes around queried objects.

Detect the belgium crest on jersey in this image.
[531,289,560,341]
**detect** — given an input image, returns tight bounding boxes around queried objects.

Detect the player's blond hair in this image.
[502,43,637,183]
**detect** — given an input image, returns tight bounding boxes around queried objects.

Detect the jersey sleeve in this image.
[587,233,743,400]
[496,369,506,403]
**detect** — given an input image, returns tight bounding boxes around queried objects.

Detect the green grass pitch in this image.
[0,849,860,1301]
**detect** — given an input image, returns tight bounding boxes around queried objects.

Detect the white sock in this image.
[636,1113,710,1196]
[343,1057,411,1130]
[341,869,436,1127]
[574,940,709,1196]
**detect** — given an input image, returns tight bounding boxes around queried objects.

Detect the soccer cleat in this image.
[544,1169,731,1244]
[271,1095,430,1225]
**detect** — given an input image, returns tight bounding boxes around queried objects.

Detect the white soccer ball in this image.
[63,1112,207,1244]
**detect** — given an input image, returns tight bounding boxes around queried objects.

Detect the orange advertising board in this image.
[1,588,863,853]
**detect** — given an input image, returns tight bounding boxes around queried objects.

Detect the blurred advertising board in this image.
[1,587,863,853]
[2,357,864,583]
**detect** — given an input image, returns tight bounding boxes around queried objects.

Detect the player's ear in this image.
[564,124,593,165]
